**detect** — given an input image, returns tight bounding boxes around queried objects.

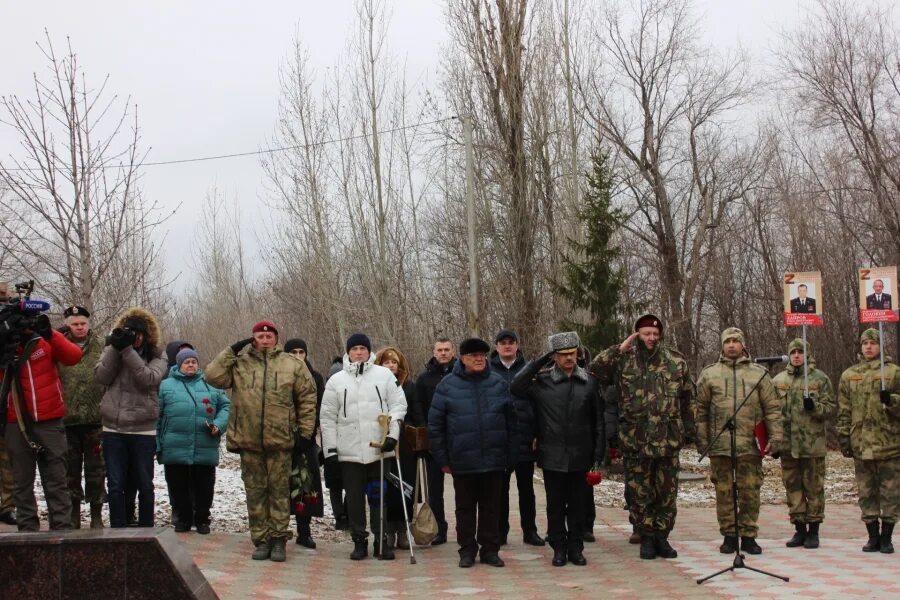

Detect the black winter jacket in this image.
[414,357,456,427]
[510,360,604,472]
[490,350,536,463]
[428,360,517,474]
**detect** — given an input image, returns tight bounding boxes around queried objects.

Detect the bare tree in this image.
[0,33,168,324]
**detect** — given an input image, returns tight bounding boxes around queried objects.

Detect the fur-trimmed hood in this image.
[113,306,162,350]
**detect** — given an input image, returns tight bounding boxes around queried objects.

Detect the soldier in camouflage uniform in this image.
[0,435,15,525]
[57,306,107,529]
[206,320,318,562]
[837,328,900,554]
[696,327,782,556]
[591,315,696,560]
[772,339,835,549]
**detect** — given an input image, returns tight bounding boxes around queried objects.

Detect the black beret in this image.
[63,305,90,318]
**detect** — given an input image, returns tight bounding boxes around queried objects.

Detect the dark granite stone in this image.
[0,527,218,599]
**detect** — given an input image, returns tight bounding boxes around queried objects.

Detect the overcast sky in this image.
[0,0,814,288]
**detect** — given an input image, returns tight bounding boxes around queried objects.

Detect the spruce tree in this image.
[554,145,629,352]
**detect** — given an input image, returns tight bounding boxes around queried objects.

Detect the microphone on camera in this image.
[19,299,51,313]
[754,355,788,365]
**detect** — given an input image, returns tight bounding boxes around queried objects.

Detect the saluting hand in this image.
[619,332,640,353]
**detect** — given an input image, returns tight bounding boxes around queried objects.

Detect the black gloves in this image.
[803,396,815,411]
[881,391,892,406]
[296,435,314,451]
[32,314,52,340]
[230,337,253,355]
[381,437,397,453]
[109,327,136,350]
[839,436,853,458]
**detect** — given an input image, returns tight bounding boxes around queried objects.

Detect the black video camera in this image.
[0,280,52,364]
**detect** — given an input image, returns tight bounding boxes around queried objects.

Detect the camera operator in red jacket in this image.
[2,313,83,531]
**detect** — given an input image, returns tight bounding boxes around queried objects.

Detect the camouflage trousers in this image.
[66,425,107,505]
[853,457,900,524]
[709,455,763,538]
[240,449,293,545]
[623,455,679,535]
[780,456,825,524]
[0,433,14,513]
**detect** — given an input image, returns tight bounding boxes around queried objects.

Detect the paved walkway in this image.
[177,475,897,599]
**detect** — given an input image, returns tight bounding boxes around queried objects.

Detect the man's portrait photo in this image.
[790,283,817,314]
[866,278,893,310]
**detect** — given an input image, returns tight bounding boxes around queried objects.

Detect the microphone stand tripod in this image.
[696,368,789,585]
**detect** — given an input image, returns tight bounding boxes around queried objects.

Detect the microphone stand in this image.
[697,367,789,585]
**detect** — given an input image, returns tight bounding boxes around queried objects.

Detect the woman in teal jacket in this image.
[157,349,230,533]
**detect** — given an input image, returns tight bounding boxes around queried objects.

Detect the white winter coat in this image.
[320,353,407,464]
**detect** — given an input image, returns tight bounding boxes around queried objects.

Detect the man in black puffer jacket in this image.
[489,329,543,547]
[511,331,604,568]
[428,338,517,569]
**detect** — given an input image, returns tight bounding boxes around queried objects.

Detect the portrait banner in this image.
[783,271,823,326]
[859,266,899,323]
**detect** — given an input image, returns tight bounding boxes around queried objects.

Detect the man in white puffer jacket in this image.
[321,333,407,560]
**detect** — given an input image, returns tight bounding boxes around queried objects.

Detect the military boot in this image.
[880,522,895,554]
[628,523,641,544]
[71,502,81,529]
[863,520,881,552]
[785,522,806,547]
[741,537,762,555]
[350,539,368,560]
[654,532,678,559]
[252,541,272,560]
[89,503,103,529]
[804,522,820,549]
[719,535,738,554]
[639,535,657,560]
[270,538,287,562]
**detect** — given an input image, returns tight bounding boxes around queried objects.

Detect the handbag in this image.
[403,424,430,452]
[410,456,438,545]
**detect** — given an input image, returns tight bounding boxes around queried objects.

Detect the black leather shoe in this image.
[431,533,447,546]
[582,532,596,543]
[0,511,17,526]
[551,547,567,567]
[296,534,317,549]
[350,540,368,560]
[174,522,191,533]
[196,523,210,535]
[719,536,738,554]
[459,554,475,568]
[480,553,505,567]
[523,531,545,546]
[567,550,587,566]
[741,537,762,555]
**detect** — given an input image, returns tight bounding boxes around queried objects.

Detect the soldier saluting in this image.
[772,339,835,549]
[696,327,782,556]
[590,315,696,560]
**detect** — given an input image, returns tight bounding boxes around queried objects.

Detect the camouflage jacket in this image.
[837,356,900,461]
[772,360,835,458]
[58,329,105,426]
[590,344,696,457]
[696,355,782,457]
[205,344,317,453]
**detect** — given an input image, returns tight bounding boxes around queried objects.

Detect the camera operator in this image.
[94,307,167,528]
[1,288,83,531]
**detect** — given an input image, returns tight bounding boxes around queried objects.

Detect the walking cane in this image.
[393,434,417,564]
[369,414,391,559]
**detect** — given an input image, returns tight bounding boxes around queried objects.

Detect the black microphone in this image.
[754,355,788,365]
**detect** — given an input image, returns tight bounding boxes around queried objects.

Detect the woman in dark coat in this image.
[374,347,416,550]
[285,339,325,548]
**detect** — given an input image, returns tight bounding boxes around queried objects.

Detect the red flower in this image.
[92,444,102,456]
[202,398,210,404]
[585,471,603,486]
[206,407,213,414]
[294,501,306,515]
[303,493,320,505]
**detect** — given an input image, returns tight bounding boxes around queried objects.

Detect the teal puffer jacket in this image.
[157,366,230,466]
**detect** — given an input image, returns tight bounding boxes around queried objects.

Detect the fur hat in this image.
[547,331,580,354]
[459,338,490,355]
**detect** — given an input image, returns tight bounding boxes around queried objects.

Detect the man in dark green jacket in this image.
[58,306,106,529]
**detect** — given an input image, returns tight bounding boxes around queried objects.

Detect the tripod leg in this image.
[697,565,736,585]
